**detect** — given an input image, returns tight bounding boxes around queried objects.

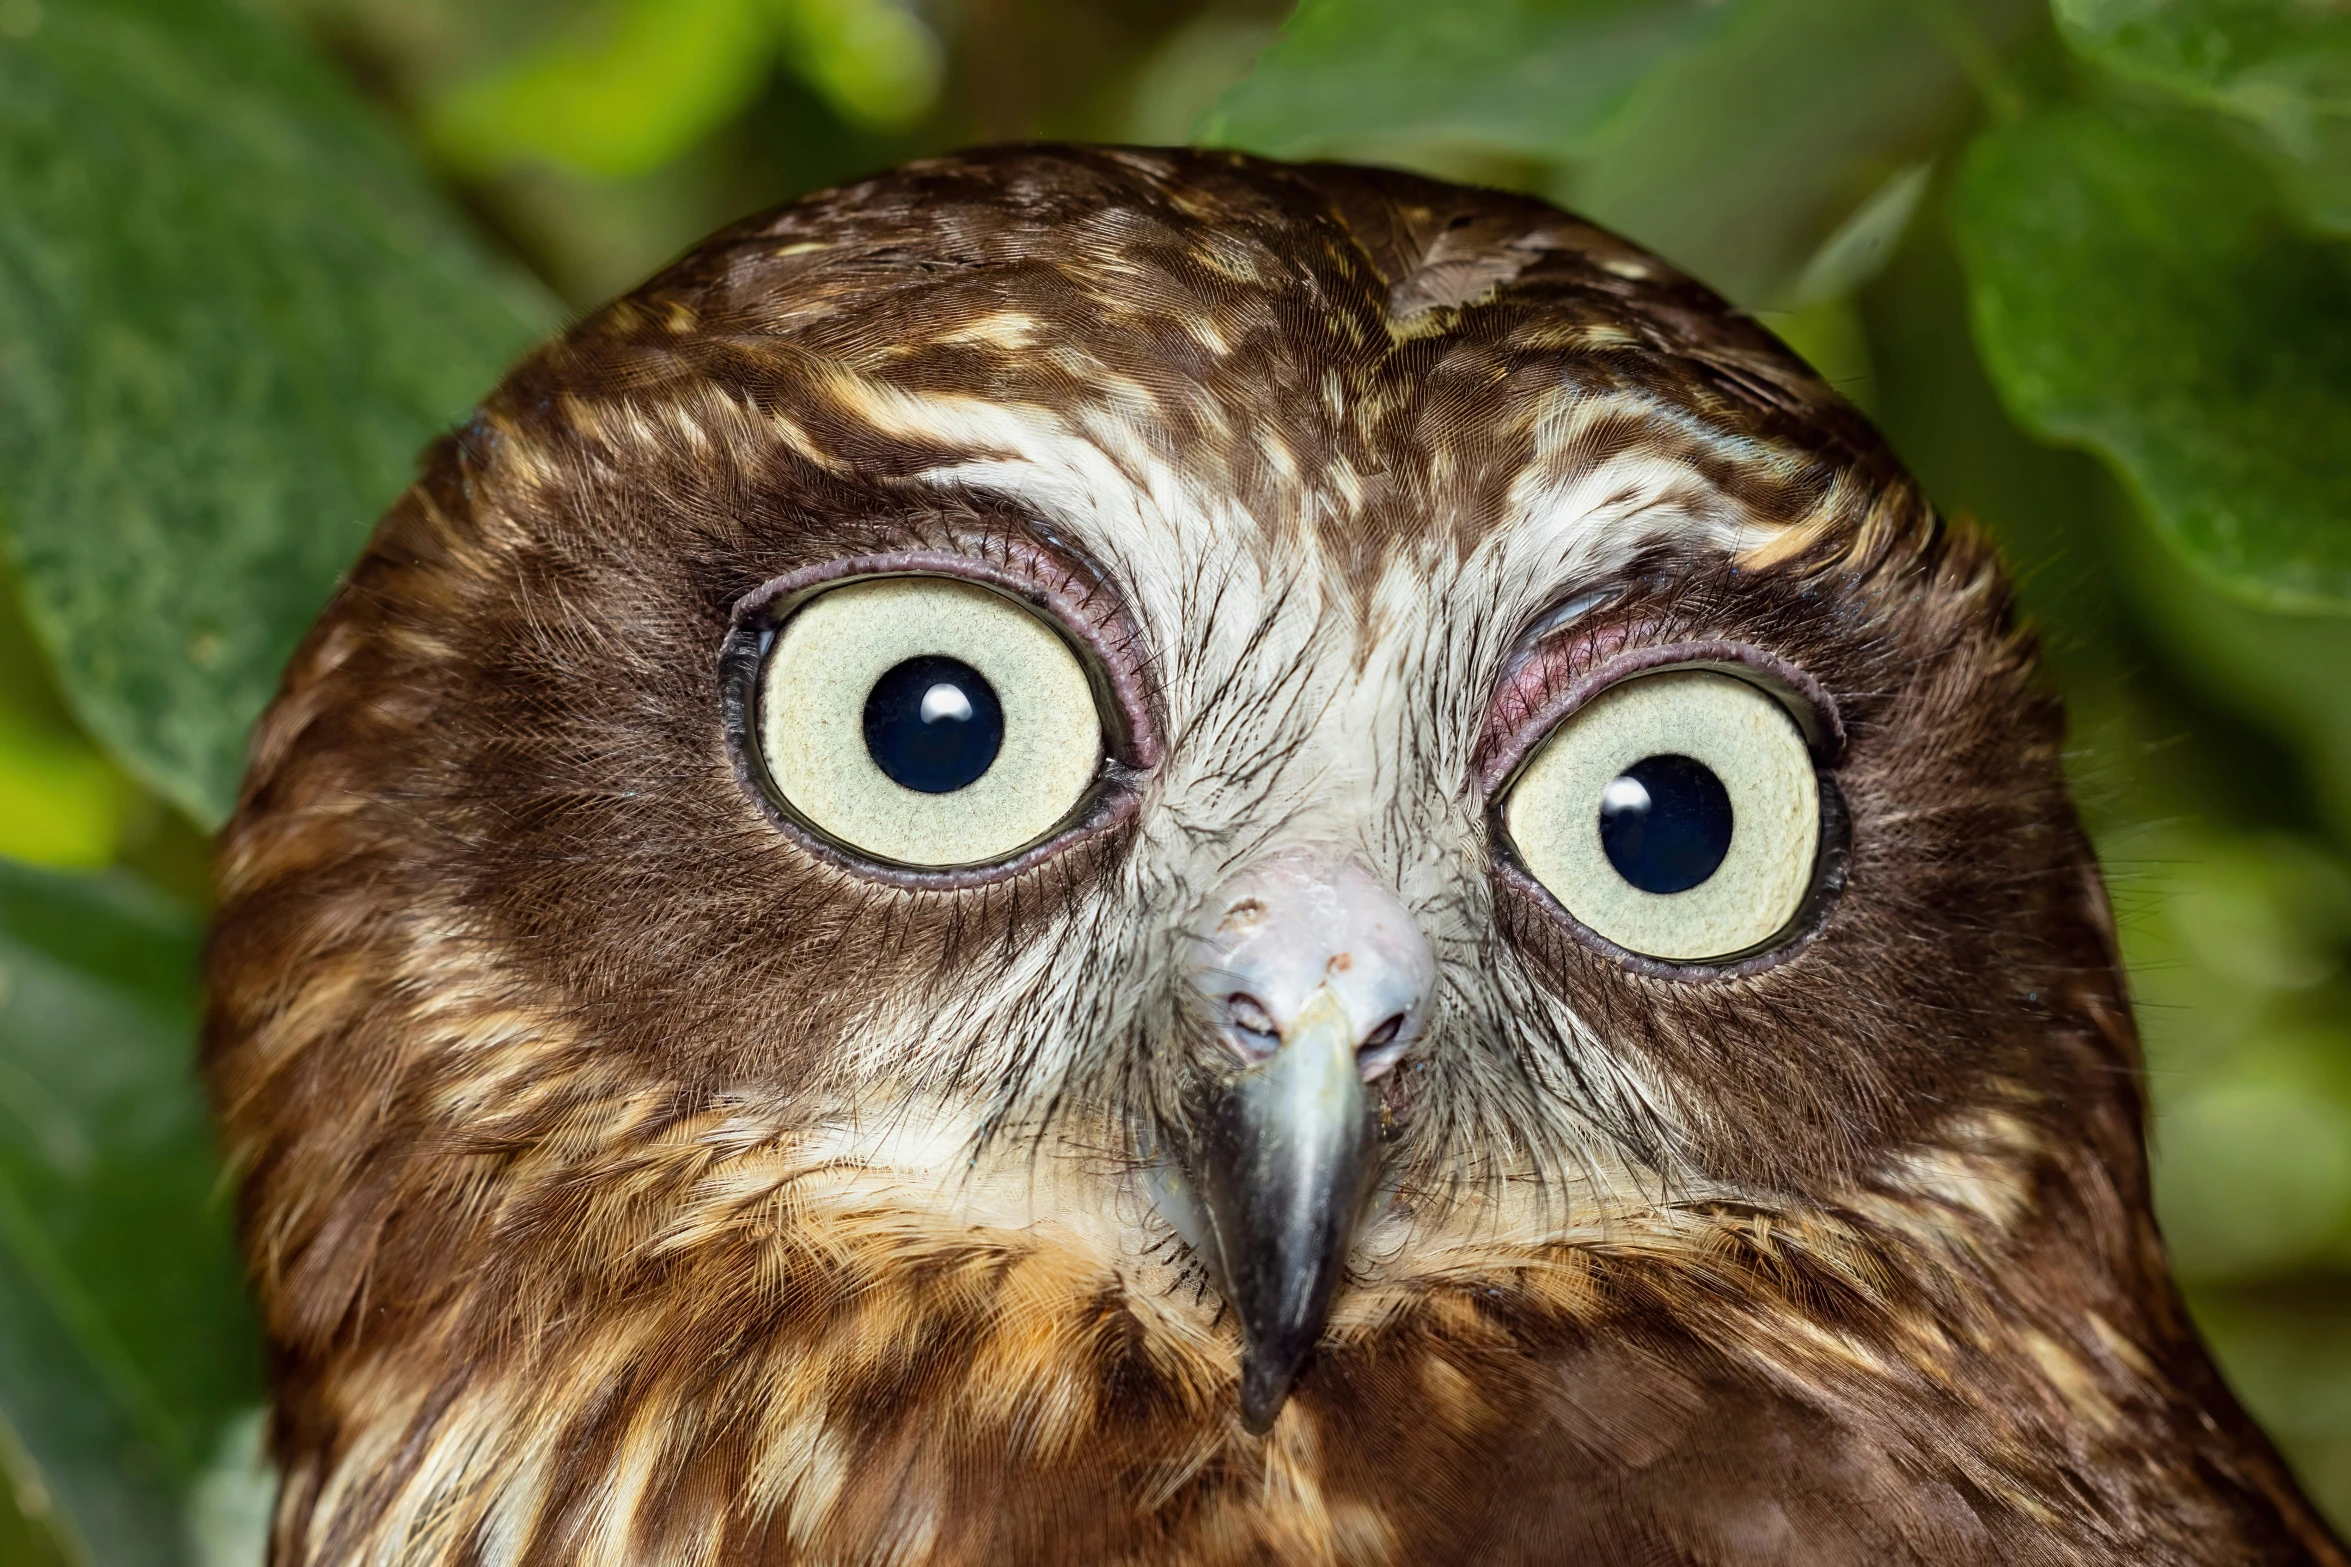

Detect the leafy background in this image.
[1,0,2349,1559]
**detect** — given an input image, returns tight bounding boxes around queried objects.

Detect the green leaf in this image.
[0,716,129,872]
[1125,15,1285,146]
[780,0,942,133]
[427,0,942,178]
[2055,0,2351,232]
[1955,107,2351,610]
[0,0,561,829]
[427,0,784,179]
[1785,161,1933,308]
[1197,0,1741,166]
[1200,0,2036,308]
[2103,473,2351,842]
[1562,0,2039,306]
[0,860,260,1566]
[0,1418,81,1567]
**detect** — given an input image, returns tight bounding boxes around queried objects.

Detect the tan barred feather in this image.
[207,147,2344,1566]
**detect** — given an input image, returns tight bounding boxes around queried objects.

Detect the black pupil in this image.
[862,656,1004,794]
[1598,754,1733,894]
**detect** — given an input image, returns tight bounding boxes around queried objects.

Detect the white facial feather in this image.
[751,372,1789,1261]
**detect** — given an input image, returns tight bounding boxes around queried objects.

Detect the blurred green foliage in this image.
[1200,0,1737,165]
[426,0,944,178]
[1960,106,2351,608]
[0,864,257,1567]
[0,0,559,827]
[0,0,2348,1559]
[2057,0,2351,230]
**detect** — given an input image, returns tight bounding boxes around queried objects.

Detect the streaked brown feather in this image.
[207,146,2344,1565]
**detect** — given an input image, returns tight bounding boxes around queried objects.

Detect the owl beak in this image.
[1188,987,1381,1434]
[1173,853,1433,1435]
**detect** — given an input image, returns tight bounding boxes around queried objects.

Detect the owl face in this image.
[211,148,2162,1551]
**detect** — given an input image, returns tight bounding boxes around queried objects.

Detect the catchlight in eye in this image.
[1500,670,1819,962]
[756,576,1104,869]
[862,655,1005,794]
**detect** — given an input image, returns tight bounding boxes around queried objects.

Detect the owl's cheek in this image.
[1481,807,1884,1194]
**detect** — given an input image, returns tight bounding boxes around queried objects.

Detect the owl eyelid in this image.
[725,545,1161,771]
[717,548,1157,890]
[1491,783,1853,984]
[1476,637,1843,801]
[1482,642,1851,981]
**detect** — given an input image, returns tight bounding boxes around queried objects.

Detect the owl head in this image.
[207,147,2319,1563]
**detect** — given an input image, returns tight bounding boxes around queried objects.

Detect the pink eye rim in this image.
[1479,627,1849,981]
[717,540,1158,890]
[1476,633,1843,803]
[1491,781,1852,984]
[726,541,1161,773]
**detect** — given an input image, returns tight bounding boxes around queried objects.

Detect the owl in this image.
[204,147,2348,1565]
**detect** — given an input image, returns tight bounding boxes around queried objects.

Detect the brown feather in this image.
[206,146,2344,1566]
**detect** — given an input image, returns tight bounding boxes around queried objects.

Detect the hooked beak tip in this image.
[1183,988,1380,1436]
[1239,1348,1302,1435]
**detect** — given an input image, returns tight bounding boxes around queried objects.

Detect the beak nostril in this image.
[1219,897,1268,934]
[1227,992,1278,1041]
[1177,854,1434,1429]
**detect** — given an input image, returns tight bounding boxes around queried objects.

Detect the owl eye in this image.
[1499,670,1820,962]
[755,575,1104,868]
